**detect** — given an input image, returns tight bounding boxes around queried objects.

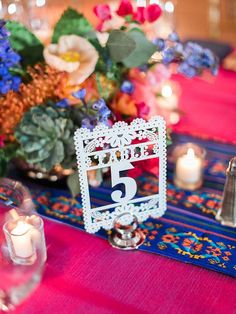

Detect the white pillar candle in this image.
[176,148,202,184]
[10,220,34,259]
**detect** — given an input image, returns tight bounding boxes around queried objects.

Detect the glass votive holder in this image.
[0,178,47,311]
[3,215,47,266]
[0,177,35,217]
[172,143,206,191]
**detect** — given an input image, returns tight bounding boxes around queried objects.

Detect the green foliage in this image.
[15,104,76,171]
[107,30,136,63]
[52,8,94,43]
[67,172,80,197]
[123,29,156,68]
[6,21,44,67]
[107,29,156,68]
[0,144,19,177]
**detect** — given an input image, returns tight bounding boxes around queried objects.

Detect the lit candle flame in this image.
[186,148,195,159]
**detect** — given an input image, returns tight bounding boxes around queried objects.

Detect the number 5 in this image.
[111,161,137,205]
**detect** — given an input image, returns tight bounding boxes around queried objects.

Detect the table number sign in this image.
[74,116,167,233]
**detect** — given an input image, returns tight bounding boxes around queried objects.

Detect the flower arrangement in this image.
[0,1,218,192]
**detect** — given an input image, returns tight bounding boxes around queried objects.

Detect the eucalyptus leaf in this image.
[52,8,94,43]
[6,21,44,67]
[107,30,136,63]
[123,29,156,68]
[67,172,80,197]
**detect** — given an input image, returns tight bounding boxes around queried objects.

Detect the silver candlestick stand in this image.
[216,157,236,227]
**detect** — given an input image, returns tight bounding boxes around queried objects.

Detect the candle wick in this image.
[186,148,195,159]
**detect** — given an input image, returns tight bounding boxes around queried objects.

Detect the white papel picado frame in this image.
[74,116,167,233]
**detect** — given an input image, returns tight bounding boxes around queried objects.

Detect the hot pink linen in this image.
[15,220,236,314]
[173,68,236,144]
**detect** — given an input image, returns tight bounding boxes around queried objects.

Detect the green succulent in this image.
[15,104,76,171]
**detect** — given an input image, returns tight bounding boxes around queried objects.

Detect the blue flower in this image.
[56,99,70,108]
[93,98,111,119]
[162,47,175,64]
[81,118,95,130]
[174,43,184,54]
[168,32,179,42]
[186,54,203,68]
[120,80,134,95]
[72,88,86,100]
[178,62,197,78]
[185,42,203,55]
[0,65,9,76]
[11,76,21,91]
[152,38,165,51]
[202,48,215,67]
[0,20,22,95]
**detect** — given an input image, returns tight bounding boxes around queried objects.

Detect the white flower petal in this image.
[43,35,99,84]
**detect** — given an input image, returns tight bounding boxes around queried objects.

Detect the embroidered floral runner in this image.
[1,134,236,277]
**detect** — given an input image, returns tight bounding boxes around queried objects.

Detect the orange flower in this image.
[206,246,222,257]
[52,203,70,213]
[187,195,203,204]
[0,64,68,139]
[110,93,137,116]
[193,243,203,252]
[182,238,194,248]
[162,234,179,243]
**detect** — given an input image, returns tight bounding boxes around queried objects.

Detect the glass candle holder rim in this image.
[0,178,35,214]
[3,215,44,237]
[171,142,206,161]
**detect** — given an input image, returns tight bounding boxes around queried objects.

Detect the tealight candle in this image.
[10,220,34,259]
[3,215,47,265]
[176,148,201,183]
[172,143,206,190]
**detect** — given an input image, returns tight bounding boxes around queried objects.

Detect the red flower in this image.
[134,4,162,24]
[145,4,162,23]
[0,134,6,148]
[135,7,145,23]
[117,0,133,17]
[93,4,112,31]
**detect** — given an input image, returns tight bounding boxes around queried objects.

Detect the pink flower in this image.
[93,4,112,31]
[116,0,133,17]
[93,4,111,21]
[0,134,6,148]
[128,65,179,126]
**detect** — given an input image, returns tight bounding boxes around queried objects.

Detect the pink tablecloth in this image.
[16,221,236,314]
[16,68,236,314]
[173,68,236,144]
